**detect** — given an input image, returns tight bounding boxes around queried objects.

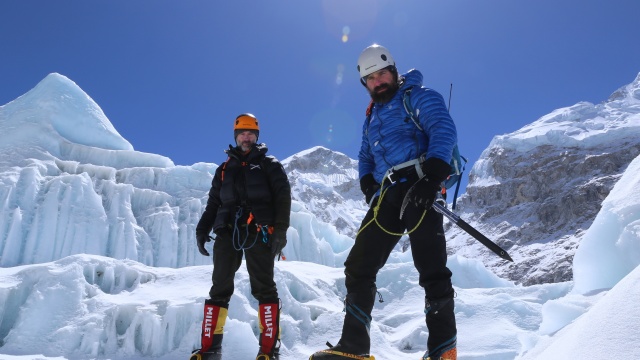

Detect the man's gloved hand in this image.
[413,157,451,210]
[270,229,287,256]
[360,173,380,205]
[196,233,213,256]
[411,176,441,210]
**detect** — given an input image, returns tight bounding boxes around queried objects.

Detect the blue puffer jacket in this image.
[358,69,457,184]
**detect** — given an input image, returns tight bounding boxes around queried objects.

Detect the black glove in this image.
[270,229,287,257]
[196,233,213,256]
[359,173,380,204]
[420,157,451,184]
[411,176,441,210]
[413,157,451,210]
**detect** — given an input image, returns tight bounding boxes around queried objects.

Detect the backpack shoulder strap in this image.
[220,157,231,181]
[365,87,432,138]
[365,100,374,119]
[365,87,421,129]
[402,87,424,132]
[364,100,374,135]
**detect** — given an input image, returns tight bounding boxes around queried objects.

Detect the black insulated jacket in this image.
[196,143,291,237]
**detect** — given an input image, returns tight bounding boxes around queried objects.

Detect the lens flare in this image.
[309,108,358,149]
[321,1,377,41]
[342,26,350,43]
[336,64,345,85]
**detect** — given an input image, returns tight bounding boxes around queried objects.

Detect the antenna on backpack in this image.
[448,83,453,112]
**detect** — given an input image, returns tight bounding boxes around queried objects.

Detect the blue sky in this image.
[2,0,640,194]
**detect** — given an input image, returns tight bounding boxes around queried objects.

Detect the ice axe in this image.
[400,177,513,262]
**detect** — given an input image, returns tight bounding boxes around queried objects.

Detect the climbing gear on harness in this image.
[357,154,432,236]
[231,208,279,252]
[382,153,426,185]
[356,171,428,239]
[231,207,252,250]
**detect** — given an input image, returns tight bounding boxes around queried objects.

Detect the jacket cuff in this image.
[422,157,451,183]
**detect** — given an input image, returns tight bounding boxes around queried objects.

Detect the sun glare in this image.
[342,26,350,43]
[336,64,345,85]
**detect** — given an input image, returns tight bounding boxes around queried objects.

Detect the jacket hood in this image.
[400,69,423,90]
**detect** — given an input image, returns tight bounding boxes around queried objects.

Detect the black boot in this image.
[424,295,457,360]
[310,289,376,359]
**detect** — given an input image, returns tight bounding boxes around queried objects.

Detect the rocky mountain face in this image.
[282,146,367,238]
[455,141,640,285]
[452,73,640,285]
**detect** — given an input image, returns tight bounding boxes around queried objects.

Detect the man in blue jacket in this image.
[310,44,458,360]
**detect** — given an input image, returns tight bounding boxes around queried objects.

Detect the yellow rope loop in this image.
[355,176,427,239]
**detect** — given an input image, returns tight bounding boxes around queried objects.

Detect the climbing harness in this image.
[231,207,277,252]
[382,154,426,185]
[232,207,258,250]
[356,158,432,238]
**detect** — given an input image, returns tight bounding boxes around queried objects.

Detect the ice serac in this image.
[0,73,174,169]
[1,73,127,151]
[0,73,213,267]
[0,74,363,269]
[452,72,640,285]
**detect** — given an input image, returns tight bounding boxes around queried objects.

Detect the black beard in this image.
[369,81,399,104]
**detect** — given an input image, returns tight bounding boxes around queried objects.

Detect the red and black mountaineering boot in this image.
[255,301,281,360]
[190,300,227,360]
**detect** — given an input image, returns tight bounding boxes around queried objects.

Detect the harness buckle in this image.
[383,154,426,184]
[386,169,396,185]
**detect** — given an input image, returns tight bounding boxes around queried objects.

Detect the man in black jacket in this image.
[190,113,291,360]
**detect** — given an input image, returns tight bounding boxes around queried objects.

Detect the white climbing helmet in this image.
[357,44,396,79]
